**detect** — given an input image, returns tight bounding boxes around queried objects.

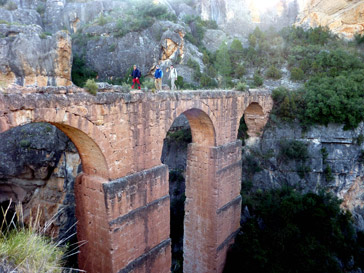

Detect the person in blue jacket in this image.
[130,65,141,89]
[154,65,163,91]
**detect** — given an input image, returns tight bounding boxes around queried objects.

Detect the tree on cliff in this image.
[224,188,364,273]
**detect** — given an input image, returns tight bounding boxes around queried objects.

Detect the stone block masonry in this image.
[0,87,272,273]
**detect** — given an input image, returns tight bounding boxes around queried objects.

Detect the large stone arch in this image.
[236,92,273,142]
[244,102,266,138]
[166,105,217,147]
[0,110,114,272]
[0,109,110,178]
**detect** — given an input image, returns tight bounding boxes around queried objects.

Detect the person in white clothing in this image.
[169,64,178,91]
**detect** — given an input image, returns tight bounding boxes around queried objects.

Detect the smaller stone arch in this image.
[1,110,110,179]
[175,108,216,147]
[52,123,109,178]
[243,102,268,138]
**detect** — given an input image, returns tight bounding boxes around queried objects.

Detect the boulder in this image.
[0,25,72,87]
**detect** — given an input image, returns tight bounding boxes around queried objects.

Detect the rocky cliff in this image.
[0,0,362,88]
[243,121,364,230]
[199,0,364,38]
[0,123,80,241]
[297,0,364,39]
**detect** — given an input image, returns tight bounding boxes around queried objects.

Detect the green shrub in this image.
[84,79,98,95]
[97,14,108,26]
[200,75,217,88]
[279,139,308,162]
[109,43,117,52]
[39,32,47,39]
[143,77,154,89]
[224,188,360,273]
[242,154,262,177]
[175,76,184,89]
[324,165,334,182]
[265,65,282,79]
[5,0,17,10]
[253,71,263,87]
[0,230,65,272]
[167,128,192,143]
[302,70,364,129]
[187,58,200,71]
[0,203,67,273]
[19,139,31,148]
[234,64,246,78]
[271,87,302,122]
[183,16,208,46]
[207,65,217,78]
[235,81,247,92]
[71,55,97,87]
[36,3,46,15]
[215,43,232,77]
[229,39,244,63]
[354,33,364,45]
[321,147,329,162]
[356,134,364,146]
[290,67,304,81]
[297,164,311,179]
[237,115,248,144]
[359,150,364,163]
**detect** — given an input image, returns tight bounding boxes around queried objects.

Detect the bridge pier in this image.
[184,140,242,273]
[75,174,114,273]
[75,141,242,273]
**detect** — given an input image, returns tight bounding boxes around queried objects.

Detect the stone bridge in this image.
[0,87,272,273]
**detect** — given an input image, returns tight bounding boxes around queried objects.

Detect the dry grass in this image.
[0,200,86,273]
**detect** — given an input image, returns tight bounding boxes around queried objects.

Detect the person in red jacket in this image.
[130,65,141,89]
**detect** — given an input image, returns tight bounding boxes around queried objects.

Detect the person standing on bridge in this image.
[130,65,141,90]
[169,64,178,91]
[154,65,163,91]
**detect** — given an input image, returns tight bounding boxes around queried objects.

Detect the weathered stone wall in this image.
[0,87,273,273]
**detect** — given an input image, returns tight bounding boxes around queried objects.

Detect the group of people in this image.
[130,64,178,91]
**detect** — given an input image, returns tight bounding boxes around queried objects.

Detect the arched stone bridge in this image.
[0,87,273,273]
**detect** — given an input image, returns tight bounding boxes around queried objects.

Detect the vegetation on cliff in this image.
[224,187,364,273]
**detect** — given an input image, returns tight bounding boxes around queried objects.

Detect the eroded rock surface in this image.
[297,0,364,39]
[244,121,364,229]
[0,25,72,87]
[0,123,81,240]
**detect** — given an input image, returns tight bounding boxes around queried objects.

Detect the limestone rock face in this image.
[0,123,81,240]
[0,8,42,26]
[198,0,364,38]
[245,122,364,229]
[202,29,228,53]
[297,0,364,39]
[78,20,187,80]
[0,25,72,87]
[198,0,300,36]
